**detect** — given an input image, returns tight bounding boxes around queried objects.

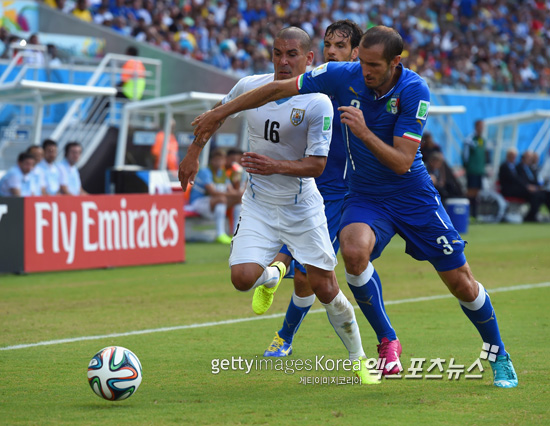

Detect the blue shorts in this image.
[281,197,344,276]
[339,186,467,272]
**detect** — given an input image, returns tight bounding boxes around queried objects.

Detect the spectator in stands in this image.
[426,151,464,203]
[46,43,63,67]
[498,147,542,222]
[25,33,45,66]
[45,0,72,13]
[186,149,242,244]
[516,151,548,221]
[210,39,235,71]
[421,132,464,197]
[72,0,93,22]
[53,0,550,95]
[26,145,46,196]
[529,151,542,183]
[537,149,550,212]
[109,16,132,36]
[1,35,19,60]
[109,0,131,20]
[463,120,490,218]
[131,17,148,42]
[117,45,146,101]
[151,119,179,172]
[93,2,114,26]
[420,131,442,162]
[0,152,38,196]
[59,142,87,195]
[36,139,62,195]
[532,153,550,217]
[128,0,152,26]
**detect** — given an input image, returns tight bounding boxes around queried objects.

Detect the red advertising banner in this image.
[24,193,185,272]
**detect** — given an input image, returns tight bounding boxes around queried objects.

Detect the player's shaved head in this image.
[276,27,312,53]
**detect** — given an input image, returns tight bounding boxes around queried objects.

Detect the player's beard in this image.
[364,65,392,94]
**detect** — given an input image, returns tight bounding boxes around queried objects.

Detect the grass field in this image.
[1,223,549,425]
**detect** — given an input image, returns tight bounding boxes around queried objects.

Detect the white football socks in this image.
[250,265,280,290]
[292,292,316,308]
[214,203,228,236]
[459,281,486,310]
[322,290,366,361]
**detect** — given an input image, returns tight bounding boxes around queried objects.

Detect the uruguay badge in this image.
[290,108,305,126]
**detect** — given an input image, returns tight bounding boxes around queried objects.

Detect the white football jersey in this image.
[223,73,333,205]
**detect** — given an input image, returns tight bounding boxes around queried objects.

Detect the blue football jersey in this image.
[315,98,349,201]
[297,62,432,196]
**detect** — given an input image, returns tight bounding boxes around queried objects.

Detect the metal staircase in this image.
[0,46,161,170]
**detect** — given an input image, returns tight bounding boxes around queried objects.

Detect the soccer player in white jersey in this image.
[179,27,379,384]
[261,20,403,377]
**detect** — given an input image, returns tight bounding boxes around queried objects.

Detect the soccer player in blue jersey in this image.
[186,25,518,388]
[261,20,403,376]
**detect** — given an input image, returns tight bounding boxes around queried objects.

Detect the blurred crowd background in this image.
[38,0,550,93]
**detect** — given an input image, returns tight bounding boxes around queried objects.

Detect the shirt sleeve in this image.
[58,163,68,186]
[394,79,431,144]
[7,170,21,190]
[305,95,334,157]
[296,62,344,97]
[222,76,254,118]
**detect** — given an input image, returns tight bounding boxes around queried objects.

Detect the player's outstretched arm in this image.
[242,152,327,178]
[178,140,202,190]
[192,78,299,145]
[179,101,226,190]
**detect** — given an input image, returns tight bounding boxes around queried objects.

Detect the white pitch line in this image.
[1,282,549,352]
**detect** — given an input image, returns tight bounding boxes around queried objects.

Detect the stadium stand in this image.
[44,0,550,94]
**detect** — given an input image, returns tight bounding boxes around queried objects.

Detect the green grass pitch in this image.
[1,223,549,425]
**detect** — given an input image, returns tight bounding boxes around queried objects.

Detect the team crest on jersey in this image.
[386,94,400,114]
[416,100,430,120]
[290,108,305,126]
[311,63,328,77]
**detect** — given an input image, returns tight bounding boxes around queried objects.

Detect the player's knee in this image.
[340,246,370,275]
[230,268,255,291]
[310,275,339,304]
[440,265,478,302]
[451,279,478,302]
[445,275,478,302]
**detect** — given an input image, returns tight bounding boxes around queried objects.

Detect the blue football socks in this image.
[346,262,397,343]
[278,292,315,343]
[460,282,506,356]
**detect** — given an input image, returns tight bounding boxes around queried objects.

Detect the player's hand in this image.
[178,155,199,191]
[338,105,368,139]
[191,109,222,146]
[241,152,279,176]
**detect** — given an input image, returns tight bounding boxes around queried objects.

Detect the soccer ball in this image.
[87,346,142,401]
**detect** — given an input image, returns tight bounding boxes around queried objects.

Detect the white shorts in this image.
[229,190,337,271]
[187,196,215,219]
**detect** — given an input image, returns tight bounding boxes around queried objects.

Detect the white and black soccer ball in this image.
[87,346,142,401]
